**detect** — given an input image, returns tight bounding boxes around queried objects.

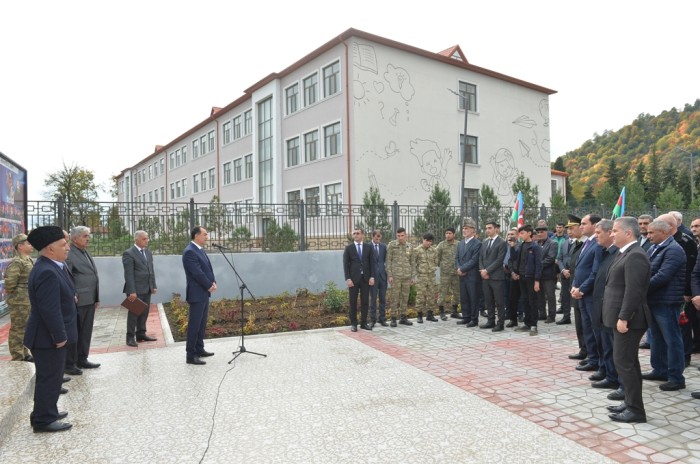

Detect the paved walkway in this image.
[1,307,700,463]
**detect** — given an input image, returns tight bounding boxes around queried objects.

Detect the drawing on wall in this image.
[368,168,417,197]
[512,102,551,167]
[352,42,379,74]
[357,141,400,162]
[539,98,549,127]
[410,139,451,192]
[384,64,415,102]
[489,148,518,196]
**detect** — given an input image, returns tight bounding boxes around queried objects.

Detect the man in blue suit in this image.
[455,218,482,327]
[24,226,77,433]
[369,230,388,327]
[182,226,217,365]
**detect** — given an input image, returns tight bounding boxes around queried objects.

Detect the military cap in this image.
[566,214,581,228]
[462,218,477,229]
[27,226,64,251]
[12,233,28,248]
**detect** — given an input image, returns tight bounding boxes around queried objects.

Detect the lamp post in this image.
[447,88,469,217]
[676,146,695,204]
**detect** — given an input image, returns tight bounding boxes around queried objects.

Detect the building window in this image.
[192,139,199,158]
[233,116,241,139]
[160,158,164,174]
[169,153,175,170]
[149,191,153,203]
[208,168,215,190]
[323,61,340,98]
[286,83,299,115]
[244,154,253,179]
[304,130,318,162]
[148,165,153,180]
[325,182,342,216]
[286,137,300,167]
[193,174,199,193]
[154,189,158,202]
[233,158,242,182]
[182,145,188,164]
[324,122,341,157]
[175,181,181,198]
[175,149,181,167]
[287,190,301,218]
[303,73,318,106]
[200,172,207,191]
[458,81,477,112]
[223,162,232,185]
[208,130,215,152]
[305,187,319,217]
[200,135,207,155]
[153,162,158,177]
[258,98,273,204]
[244,110,252,135]
[223,121,231,144]
[464,188,480,216]
[160,187,165,201]
[460,135,478,164]
[182,178,187,196]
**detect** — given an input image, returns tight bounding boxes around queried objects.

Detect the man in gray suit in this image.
[478,221,507,331]
[64,226,100,374]
[603,217,651,423]
[455,218,482,327]
[122,230,158,347]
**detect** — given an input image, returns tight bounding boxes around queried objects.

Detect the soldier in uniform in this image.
[413,233,439,323]
[5,233,34,361]
[436,227,460,320]
[386,227,414,327]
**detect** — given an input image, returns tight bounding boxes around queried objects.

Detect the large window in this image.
[257,98,273,204]
[286,137,300,167]
[233,158,242,182]
[458,81,477,112]
[208,130,215,152]
[223,162,232,185]
[175,148,181,167]
[459,135,479,164]
[303,73,318,106]
[325,182,342,216]
[160,158,164,175]
[324,122,341,157]
[287,190,301,218]
[192,139,199,158]
[305,187,319,217]
[200,171,207,191]
[169,152,175,170]
[244,110,252,135]
[286,84,299,115]
[244,154,253,179]
[208,168,215,190]
[181,145,187,164]
[233,116,241,139]
[304,130,318,163]
[193,174,199,193]
[223,121,231,144]
[323,61,340,98]
[200,135,207,155]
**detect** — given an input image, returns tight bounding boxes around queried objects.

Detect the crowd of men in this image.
[344,210,700,423]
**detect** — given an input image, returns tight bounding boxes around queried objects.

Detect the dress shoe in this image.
[555,318,571,325]
[589,371,605,381]
[538,315,547,321]
[198,350,214,357]
[479,322,495,329]
[186,357,206,365]
[57,411,68,420]
[77,360,100,369]
[639,342,650,349]
[456,319,469,325]
[492,324,504,332]
[379,320,389,327]
[691,391,700,399]
[517,315,524,322]
[606,402,627,413]
[609,410,646,423]
[607,388,625,401]
[480,310,487,318]
[360,324,372,331]
[466,321,478,328]
[556,308,563,314]
[659,381,685,391]
[641,371,667,381]
[529,327,538,336]
[126,339,138,347]
[33,421,72,433]
[137,335,157,342]
[450,312,463,319]
[592,379,620,389]
[576,363,598,372]
[545,317,555,324]
[64,367,83,376]
[568,351,586,360]
[62,376,71,383]
[60,387,68,395]
[505,320,518,328]
[514,325,530,332]
[351,325,358,332]
[578,359,590,366]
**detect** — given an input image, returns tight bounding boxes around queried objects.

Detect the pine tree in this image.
[645,153,662,205]
[606,159,621,193]
[511,172,540,226]
[412,184,460,237]
[479,184,502,233]
[357,186,392,241]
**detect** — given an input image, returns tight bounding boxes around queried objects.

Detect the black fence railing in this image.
[25,199,689,256]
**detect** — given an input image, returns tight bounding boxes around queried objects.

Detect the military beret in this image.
[12,233,28,248]
[27,226,64,251]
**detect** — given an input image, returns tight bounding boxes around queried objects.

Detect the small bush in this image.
[322,281,347,313]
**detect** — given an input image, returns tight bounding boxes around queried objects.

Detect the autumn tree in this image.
[44,162,104,228]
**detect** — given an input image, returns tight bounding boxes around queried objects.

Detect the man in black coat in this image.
[343,227,375,332]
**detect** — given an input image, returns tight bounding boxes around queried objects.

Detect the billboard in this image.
[0,151,28,316]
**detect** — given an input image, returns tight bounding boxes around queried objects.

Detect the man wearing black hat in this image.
[24,226,77,433]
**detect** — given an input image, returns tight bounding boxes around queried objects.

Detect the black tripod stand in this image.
[212,245,266,363]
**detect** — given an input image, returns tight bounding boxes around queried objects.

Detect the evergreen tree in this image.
[412,184,460,236]
[676,168,691,209]
[549,191,567,227]
[624,177,647,214]
[357,186,392,241]
[479,184,502,233]
[661,163,678,191]
[511,172,539,226]
[645,153,662,205]
[596,183,618,211]
[657,185,684,211]
[606,159,621,193]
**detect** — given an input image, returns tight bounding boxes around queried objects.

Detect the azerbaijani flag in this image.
[511,191,524,227]
[611,187,625,219]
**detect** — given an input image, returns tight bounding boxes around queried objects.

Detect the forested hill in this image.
[553,99,700,209]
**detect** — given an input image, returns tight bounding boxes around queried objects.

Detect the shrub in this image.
[322,281,346,313]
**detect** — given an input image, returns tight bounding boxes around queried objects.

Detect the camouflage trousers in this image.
[8,303,30,361]
[415,275,437,313]
[389,277,411,319]
[437,272,459,307]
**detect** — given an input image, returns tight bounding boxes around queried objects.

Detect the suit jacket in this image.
[65,246,99,306]
[602,243,651,330]
[478,236,507,280]
[182,242,216,303]
[638,235,652,251]
[24,256,78,349]
[592,245,618,328]
[343,242,375,285]
[370,242,387,284]
[122,245,157,295]
[538,237,559,280]
[572,238,601,294]
[455,238,481,280]
[647,238,686,306]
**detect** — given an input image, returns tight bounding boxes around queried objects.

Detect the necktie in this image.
[581,239,590,254]
[487,238,492,250]
[140,248,147,262]
[357,243,362,259]
[648,244,658,257]
[375,243,379,256]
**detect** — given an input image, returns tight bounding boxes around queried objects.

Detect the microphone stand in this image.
[211,245,267,363]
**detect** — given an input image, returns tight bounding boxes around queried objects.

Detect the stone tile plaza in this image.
[2,304,700,463]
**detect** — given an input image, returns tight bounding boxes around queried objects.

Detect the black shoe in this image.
[399,317,413,326]
[641,371,667,381]
[351,325,358,332]
[379,320,389,327]
[556,309,563,314]
[492,324,504,332]
[517,315,524,322]
[33,421,72,433]
[426,311,438,322]
[126,338,138,347]
[466,321,478,328]
[480,310,487,318]
[390,318,397,328]
[60,387,68,395]
[609,410,646,423]
[538,315,547,321]
[513,325,530,332]
[589,371,605,381]
[659,381,685,391]
[639,342,650,349]
[692,391,700,399]
[592,379,620,389]
[439,311,448,321]
[576,363,598,372]
[556,318,571,325]
[186,357,206,365]
[456,319,469,325]
[62,376,70,383]
[360,324,372,331]
[505,320,518,328]
[64,367,83,376]
[450,312,463,319]
[77,360,100,369]
[606,402,627,413]
[137,335,157,342]
[57,411,68,420]
[479,322,495,329]
[417,312,424,324]
[578,359,590,366]
[198,350,214,357]
[607,388,625,401]
[568,351,586,360]
[545,317,555,324]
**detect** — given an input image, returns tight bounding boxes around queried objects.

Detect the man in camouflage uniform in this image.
[5,233,34,361]
[413,233,439,323]
[436,227,460,320]
[386,227,414,326]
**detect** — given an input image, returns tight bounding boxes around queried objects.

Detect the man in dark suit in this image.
[478,221,507,331]
[64,225,100,374]
[24,226,77,433]
[369,230,388,327]
[182,226,217,365]
[122,230,158,347]
[343,227,375,332]
[455,218,482,327]
[637,215,653,252]
[603,217,651,423]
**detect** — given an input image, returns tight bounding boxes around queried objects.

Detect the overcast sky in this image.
[2,1,698,201]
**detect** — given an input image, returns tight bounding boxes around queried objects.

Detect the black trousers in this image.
[613,327,646,415]
[348,281,369,325]
[519,277,539,327]
[66,303,96,367]
[483,279,504,324]
[31,345,67,427]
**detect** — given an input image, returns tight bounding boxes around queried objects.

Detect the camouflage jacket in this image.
[4,255,33,305]
[436,239,458,272]
[413,244,438,278]
[386,239,413,279]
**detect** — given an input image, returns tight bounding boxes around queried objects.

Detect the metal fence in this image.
[25,199,690,256]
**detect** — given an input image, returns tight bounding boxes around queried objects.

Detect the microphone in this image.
[212,243,231,251]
